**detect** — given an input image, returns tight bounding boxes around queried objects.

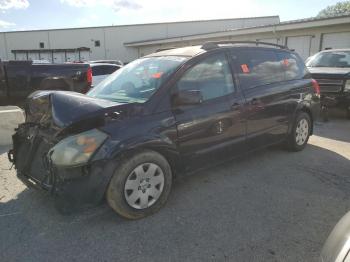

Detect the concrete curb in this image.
[0,106,25,146]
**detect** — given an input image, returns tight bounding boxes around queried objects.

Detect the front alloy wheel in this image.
[124,163,165,209]
[107,150,172,219]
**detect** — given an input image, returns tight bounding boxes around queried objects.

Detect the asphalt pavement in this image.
[1,114,350,262]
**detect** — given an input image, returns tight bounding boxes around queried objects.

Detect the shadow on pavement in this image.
[0,145,10,155]
[314,110,350,143]
[1,142,350,262]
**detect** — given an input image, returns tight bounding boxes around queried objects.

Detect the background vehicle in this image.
[306,49,350,119]
[90,63,121,87]
[89,60,124,66]
[321,211,350,262]
[0,60,92,106]
[9,42,320,219]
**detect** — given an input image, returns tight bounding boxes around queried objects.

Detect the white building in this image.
[0,16,279,63]
[0,14,350,63]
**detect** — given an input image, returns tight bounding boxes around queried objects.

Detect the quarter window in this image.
[177,53,235,101]
[276,51,307,81]
[232,50,284,89]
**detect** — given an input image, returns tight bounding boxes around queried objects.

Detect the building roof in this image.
[124,13,350,47]
[0,15,279,34]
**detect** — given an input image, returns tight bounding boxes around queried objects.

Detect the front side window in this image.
[306,51,350,68]
[88,56,188,103]
[177,53,235,101]
[232,49,284,89]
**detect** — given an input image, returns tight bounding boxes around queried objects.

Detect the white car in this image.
[90,63,121,87]
[321,211,350,262]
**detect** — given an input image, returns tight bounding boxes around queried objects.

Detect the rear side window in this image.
[276,51,307,81]
[177,53,235,101]
[231,49,284,89]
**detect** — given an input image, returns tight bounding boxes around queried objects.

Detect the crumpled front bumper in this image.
[9,125,116,214]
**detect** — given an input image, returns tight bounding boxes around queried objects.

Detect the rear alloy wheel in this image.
[286,112,311,151]
[295,118,309,146]
[107,150,172,219]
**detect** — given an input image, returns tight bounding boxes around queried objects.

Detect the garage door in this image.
[287,36,312,60]
[79,50,90,62]
[27,52,39,61]
[14,52,27,60]
[322,32,350,50]
[53,52,65,63]
[66,52,77,62]
[39,52,52,62]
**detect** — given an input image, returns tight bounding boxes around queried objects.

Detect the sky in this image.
[0,0,345,32]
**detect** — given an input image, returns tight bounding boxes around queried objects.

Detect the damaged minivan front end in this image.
[8,90,134,212]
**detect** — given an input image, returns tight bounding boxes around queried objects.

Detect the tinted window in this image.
[231,49,284,89]
[276,51,306,81]
[306,51,350,68]
[92,65,119,76]
[88,56,187,103]
[177,53,235,101]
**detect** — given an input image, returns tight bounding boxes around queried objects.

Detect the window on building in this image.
[39,42,44,48]
[95,40,101,47]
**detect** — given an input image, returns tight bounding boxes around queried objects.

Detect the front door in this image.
[172,52,246,170]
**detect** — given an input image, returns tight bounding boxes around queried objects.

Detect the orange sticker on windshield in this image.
[151,72,163,78]
[241,64,250,73]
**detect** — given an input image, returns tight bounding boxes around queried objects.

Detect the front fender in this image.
[93,134,180,170]
[289,98,320,135]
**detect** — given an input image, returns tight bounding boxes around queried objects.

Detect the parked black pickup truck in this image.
[0,60,92,106]
[306,49,350,119]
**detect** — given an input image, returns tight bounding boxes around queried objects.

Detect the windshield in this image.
[87,56,188,103]
[306,51,350,68]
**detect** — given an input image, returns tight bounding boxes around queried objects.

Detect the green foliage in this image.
[317,1,350,17]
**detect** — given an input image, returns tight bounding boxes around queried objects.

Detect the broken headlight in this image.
[50,129,107,167]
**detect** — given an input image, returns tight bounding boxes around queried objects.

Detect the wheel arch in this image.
[290,104,314,135]
[108,138,181,177]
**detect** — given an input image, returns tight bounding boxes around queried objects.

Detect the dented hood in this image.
[25,91,137,131]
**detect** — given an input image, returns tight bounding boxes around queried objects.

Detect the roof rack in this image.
[155,47,177,52]
[201,41,288,50]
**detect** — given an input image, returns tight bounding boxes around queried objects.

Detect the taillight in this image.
[311,79,320,96]
[87,67,92,86]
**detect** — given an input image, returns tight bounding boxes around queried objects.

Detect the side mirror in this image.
[172,90,203,106]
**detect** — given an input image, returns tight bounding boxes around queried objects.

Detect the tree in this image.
[317,1,350,17]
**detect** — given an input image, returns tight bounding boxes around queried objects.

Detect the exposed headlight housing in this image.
[49,129,107,167]
[345,80,350,92]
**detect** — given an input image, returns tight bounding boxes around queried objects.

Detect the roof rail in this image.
[201,41,288,50]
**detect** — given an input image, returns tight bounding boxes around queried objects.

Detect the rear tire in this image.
[286,112,311,152]
[106,150,172,220]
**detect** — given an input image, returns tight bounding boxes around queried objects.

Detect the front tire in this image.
[286,112,311,152]
[106,150,172,220]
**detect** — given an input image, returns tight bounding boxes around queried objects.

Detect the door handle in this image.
[250,98,259,105]
[231,102,241,111]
